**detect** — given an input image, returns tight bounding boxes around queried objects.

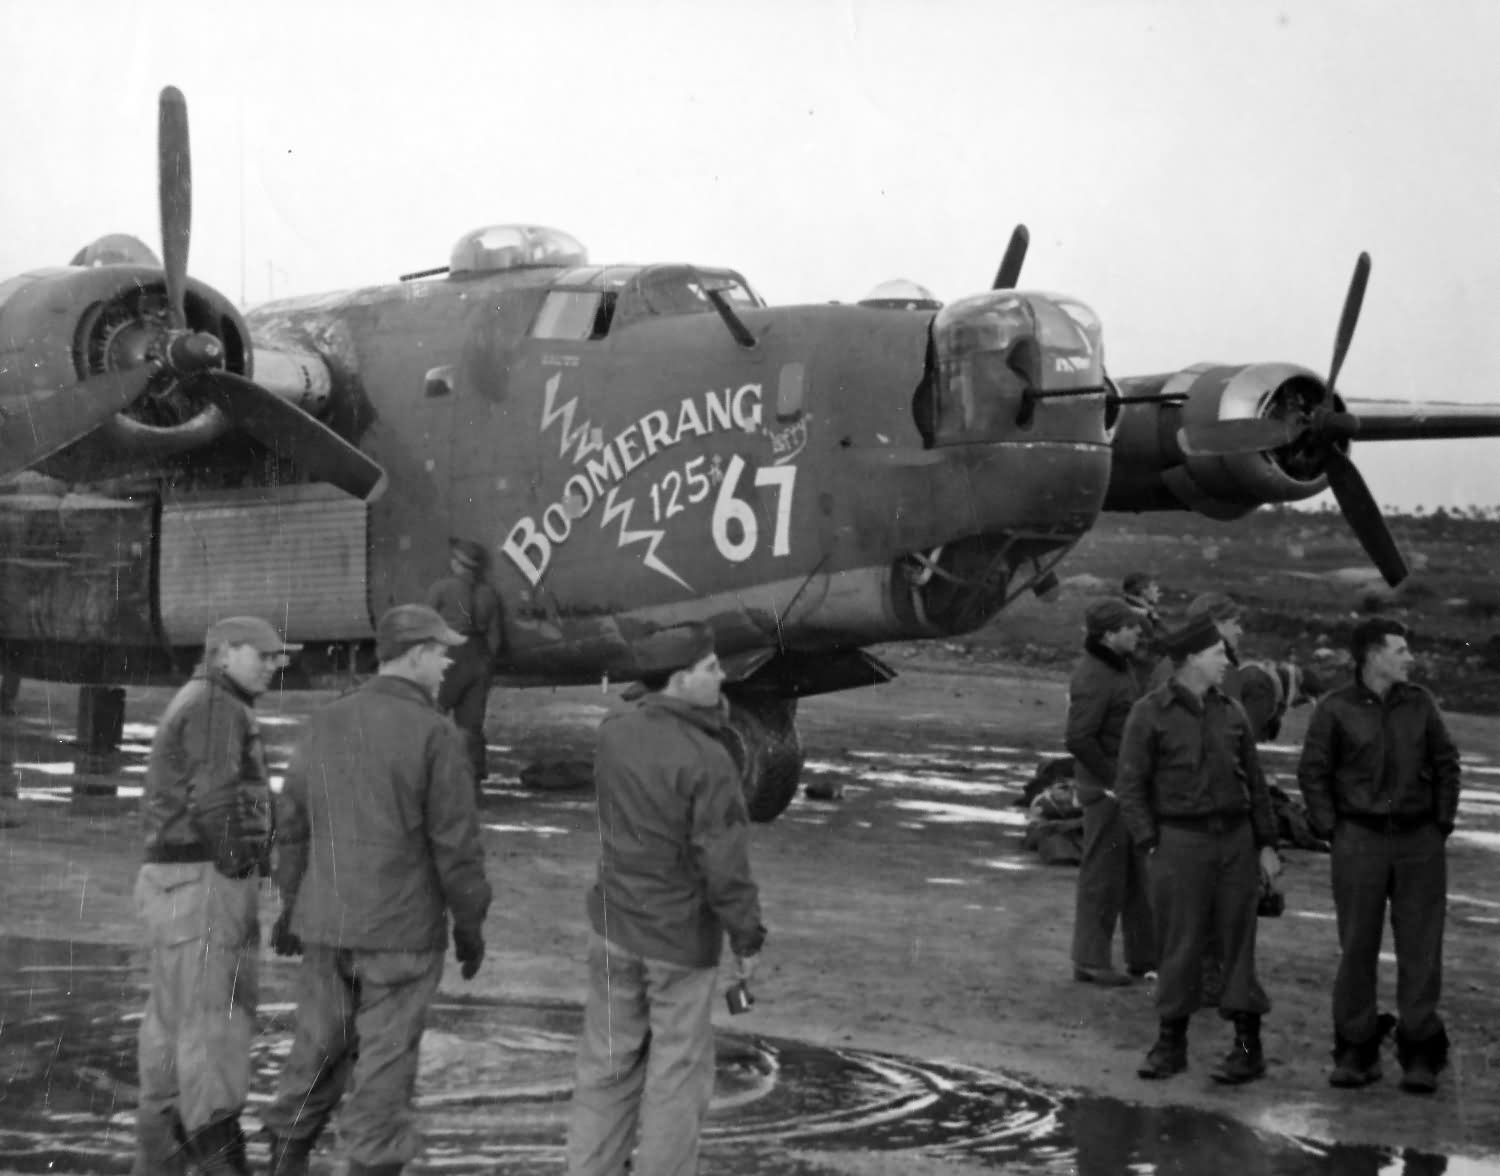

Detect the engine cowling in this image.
[0,264,251,476]
[1105,361,1335,518]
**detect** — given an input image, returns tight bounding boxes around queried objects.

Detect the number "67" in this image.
[712,455,796,563]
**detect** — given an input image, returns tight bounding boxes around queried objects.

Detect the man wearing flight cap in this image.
[1116,613,1281,1086]
[566,621,767,1176]
[134,615,300,1175]
[262,604,492,1176]
[426,538,503,798]
[1149,589,1300,1004]
[1066,597,1155,986]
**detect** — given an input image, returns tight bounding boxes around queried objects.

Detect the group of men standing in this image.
[133,605,492,1176]
[1065,573,1461,1094]
[131,576,760,1174]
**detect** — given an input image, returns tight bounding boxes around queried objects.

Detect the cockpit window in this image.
[531,290,615,340]
[636,270,760,317]
[531,266,763,340]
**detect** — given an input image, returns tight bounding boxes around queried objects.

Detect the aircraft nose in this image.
[929,291,1110,448]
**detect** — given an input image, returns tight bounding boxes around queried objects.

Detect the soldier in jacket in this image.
[1067,598,1154,985]
[1296,617,1461,1094]
[1151,591,1284,1006]
[426,539,503,797]
[262,604,493,1176]
[1117,615,1281,1085]
[134,616,299,1176]
[566,622,767,1176]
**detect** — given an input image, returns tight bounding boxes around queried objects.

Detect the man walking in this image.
[262,604,493,1176]
[1297,618,1461,1093]
[1116,614,1281,1085]
[566,622,767,1176]
[427,538,503,797]
[134,616,299,1175]
[1066,598,1154,986]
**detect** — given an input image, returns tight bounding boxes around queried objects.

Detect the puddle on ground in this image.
[0,937,1489,1176]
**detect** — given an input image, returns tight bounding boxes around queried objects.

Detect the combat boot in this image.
[184,1115,251,1175]
[1329,1013,1394,1088]
[1138,1017,1188,1080]
[1211,1012,1266,1085]
[131,1106,188,1176]
[1397,1026,1450,1095]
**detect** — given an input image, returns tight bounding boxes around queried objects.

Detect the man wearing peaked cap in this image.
[204,615,304,656]
[134,615,298,1174]
[1116,611,1281,1087]
[426,539,504,798]
[567,619,767,1176]
[375,602,467,662]
[1158,613,1223,661]
[262,603,491,1175]
[1067,598,1154,987]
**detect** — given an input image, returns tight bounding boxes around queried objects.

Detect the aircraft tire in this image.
[724,694,804,823]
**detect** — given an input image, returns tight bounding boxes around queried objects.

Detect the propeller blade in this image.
[992,224,1030,291]
[195,372,388,500]
[1326,251,1370,396]
[158,86,192,331]
[0,368,154,477]
[1324,449,1408,587]
[1176,416,1305,457]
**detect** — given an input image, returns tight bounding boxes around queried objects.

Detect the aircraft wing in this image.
[1335,398,1500,442]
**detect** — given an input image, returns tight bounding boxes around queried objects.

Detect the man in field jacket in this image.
[262,604,492,1176]
[1066,597,1154,985]
[1117,614,1281,1086]
[134,616,299,1176]
[1297,617,1461,1094]
[566,622,766,1176]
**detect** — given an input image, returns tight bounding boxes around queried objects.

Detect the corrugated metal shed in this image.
[160,483,371,645]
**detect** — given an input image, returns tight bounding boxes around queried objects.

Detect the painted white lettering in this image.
[564,472,596,518]
[640,409,674,457]
[542,502,574,545]
[732,383,763,431]
[502,517,551,586]
[675,397,707,440]
[585,448,623,498]
[703,389,733,432]
[616,424,646,473]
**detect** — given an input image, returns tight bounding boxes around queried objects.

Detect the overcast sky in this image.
[6,0,1499,510]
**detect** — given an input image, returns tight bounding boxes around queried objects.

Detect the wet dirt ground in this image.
[1,658,1499,1174]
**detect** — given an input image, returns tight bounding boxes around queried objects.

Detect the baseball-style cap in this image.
[1185,591,1242,622]
[1161,614,1224,661]
[376,603,466,663]
[1085,598,1143,638]
[204,616,302,654]
[632,622,716,676]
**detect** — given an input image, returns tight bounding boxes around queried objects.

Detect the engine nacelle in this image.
[1105,361,1333,519]
[0,264,253,475]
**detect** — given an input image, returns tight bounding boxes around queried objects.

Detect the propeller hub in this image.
[166,331,224,376]
[1314,410,1360,444]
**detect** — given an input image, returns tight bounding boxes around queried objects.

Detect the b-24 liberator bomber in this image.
[4,86,1500,820]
